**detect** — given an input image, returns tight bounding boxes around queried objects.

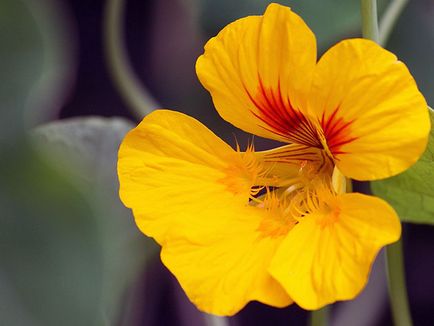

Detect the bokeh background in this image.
[1,0,433,325]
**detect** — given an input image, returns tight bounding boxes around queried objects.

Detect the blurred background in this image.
[0,0,433,325]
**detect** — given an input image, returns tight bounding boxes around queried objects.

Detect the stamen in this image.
[284,159,339,224]
[221,138,341,235]
[219,140,280,199]
[256,189,298,239]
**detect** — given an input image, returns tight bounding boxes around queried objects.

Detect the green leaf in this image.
[0,0,73,141]
[0,142,103,326]
[372,108,434,224]
[33,117,157,324]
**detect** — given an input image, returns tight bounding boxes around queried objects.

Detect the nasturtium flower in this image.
[118,3,430,316]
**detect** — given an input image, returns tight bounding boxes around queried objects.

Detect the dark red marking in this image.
[320,107,358,156]
[245,76,322,148]
[243,76,357,157]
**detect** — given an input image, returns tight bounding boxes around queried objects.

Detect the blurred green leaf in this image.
[24,0,76,126]
[0,0,43,140]
[0,0,154,314]
[372,108,434,224]
[0,142,103,326]
[0,0,74,142]
[33,117,157,324]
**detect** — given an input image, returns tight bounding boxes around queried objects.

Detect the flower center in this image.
[256,190,298,239]
[219,143,276,198]
[254,156,338,238]
[220,143,342,238]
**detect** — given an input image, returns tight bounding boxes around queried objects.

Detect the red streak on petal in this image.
[320,107,358,156]
[245,76,322,148]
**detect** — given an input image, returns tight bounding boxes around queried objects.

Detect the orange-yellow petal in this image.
[118,110,292,315]
[309,38,430,180]
[196,3,318,145]
[118,109,238,241]
[269,193,401,310]
[161,209,292,316]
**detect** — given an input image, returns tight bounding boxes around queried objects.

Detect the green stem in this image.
[309,306,329,326]
[360,0,380,42]
[203,314,230,326]
[385,240,413,326]
[360,1,412,325]
[103,0,159,118]
[379,0,409,46]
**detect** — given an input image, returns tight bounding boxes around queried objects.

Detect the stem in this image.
[310,306,329,326]
[385,240,413,326]
[360,0,380,43]
[203,314,230,326]
[379,0,409,46]
[359,1,413,325]
[103,0,159,118]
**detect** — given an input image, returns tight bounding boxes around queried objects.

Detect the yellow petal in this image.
[309,38,430,180]
[161,209,292,316]
[118,110,292,315]
[269,193,401,310]
[196,3,318,145]
[118,109,238,241]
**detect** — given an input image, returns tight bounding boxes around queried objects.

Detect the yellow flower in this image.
[118,3,429,316]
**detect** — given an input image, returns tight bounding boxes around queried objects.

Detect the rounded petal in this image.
[269,193,401,310]
[161,212,292,316]
[118,109,237,241]
[196,3,318,145]
[118,110,292,315]
[309,38,430,180]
